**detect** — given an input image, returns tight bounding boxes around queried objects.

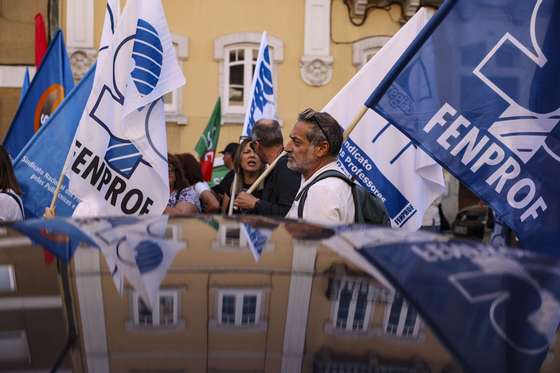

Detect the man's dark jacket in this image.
[251,155,300,216]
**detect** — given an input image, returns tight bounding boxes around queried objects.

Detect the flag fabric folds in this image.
[324,227,560,373]
[195,98,222,181]
[12,66,96,218]
[323,8,445,231]
[4,30,74,159]
[241,31,275,138]
[366,0,560,255]
[68,0,185,217]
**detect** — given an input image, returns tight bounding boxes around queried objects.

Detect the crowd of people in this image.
[0,109,390,226]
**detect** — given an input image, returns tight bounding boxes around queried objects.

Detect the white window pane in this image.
[0,266,15,291]
[221,295,235,324]
[352,290,368,330]
[386,294,403,335]
[402,304,418,336]
[335,288,352,329]
[138,298,153,326]
[159,295,175,326]
[241,295,257,324]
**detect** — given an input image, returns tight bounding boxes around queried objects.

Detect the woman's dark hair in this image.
[176,153,203,185]
[168,154,189,192]
[0,146,21,195]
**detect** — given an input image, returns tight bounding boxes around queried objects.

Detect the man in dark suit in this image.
[234,119,300,216]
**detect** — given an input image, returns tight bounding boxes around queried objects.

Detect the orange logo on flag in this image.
[34,84,65,132]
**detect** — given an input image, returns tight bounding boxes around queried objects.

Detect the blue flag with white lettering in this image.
[365,0,559,256]
[13,66,96,218]
[4,31,74,159]
[324,228,560,373]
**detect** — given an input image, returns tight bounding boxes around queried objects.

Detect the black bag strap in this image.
[1,191,24,219]
[295,170,353,219]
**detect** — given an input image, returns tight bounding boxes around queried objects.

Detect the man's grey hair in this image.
[298,108,343,156]
[251,119,283,147]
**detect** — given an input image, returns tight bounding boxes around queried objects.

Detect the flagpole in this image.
[245,106,369,195]
[228,173,238,216]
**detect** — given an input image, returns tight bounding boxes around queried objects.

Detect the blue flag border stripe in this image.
[13,65,96,165]
[364,0,457,109]
[356,243,472,373]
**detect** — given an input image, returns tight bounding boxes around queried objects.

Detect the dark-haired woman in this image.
[176,153,220,213]
[222,139,265,214]
[0,146,24,221]
[164,154,200,216]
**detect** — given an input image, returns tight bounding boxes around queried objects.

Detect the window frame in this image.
[383,293,421,337]
[132,290,179,328]
[222,45,259,116]
[331,278,375,332]
[214,32,284,124]
[0,265,16,292]
[217,288,262,327]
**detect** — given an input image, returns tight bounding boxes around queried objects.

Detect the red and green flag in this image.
[195,98,221,181]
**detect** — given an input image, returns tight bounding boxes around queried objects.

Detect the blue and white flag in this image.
[19,67,31,104]
[324,8,445,230]
[240,223,272,261]
[366,0,559,255]
[241,31,275,138]
[4,31,74,159]
[13,66,95,218]
[324,228,560,373]
[68,0,185,217]
[77,215,184,308]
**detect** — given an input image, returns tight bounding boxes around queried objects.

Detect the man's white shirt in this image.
[287,162,354,226]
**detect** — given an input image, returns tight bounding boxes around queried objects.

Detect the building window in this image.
[0,331,29,362]
[332,279,375,332]
[385,293,420,337]
[218,289,262,326]
[214,32,284,123]
[133,290,178,327]
[352,36,391,70]
[165,33,188,125]
[0,265,16,292]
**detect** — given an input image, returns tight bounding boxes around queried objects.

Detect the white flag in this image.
[241,31,276,138]
[68,0,185,217]
[97,0,120,73]
[76,215,184,308]
[324,8,445,231]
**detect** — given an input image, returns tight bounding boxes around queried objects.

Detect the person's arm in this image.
[195,182,220,213]
[200,190,220,213]
[251,163,301,216]
[164,201,198,216]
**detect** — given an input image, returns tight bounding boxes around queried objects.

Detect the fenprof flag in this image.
[68,0,185,216]
[323,7,445,230]
[367,0,560,255]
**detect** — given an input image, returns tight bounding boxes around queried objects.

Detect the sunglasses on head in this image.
[300,108,330,145]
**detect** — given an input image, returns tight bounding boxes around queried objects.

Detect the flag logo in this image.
[474,0,560,165]
[33,83,65,132]
[134,239,164,274]
[131,19,163,96]
[105,134,143,179]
